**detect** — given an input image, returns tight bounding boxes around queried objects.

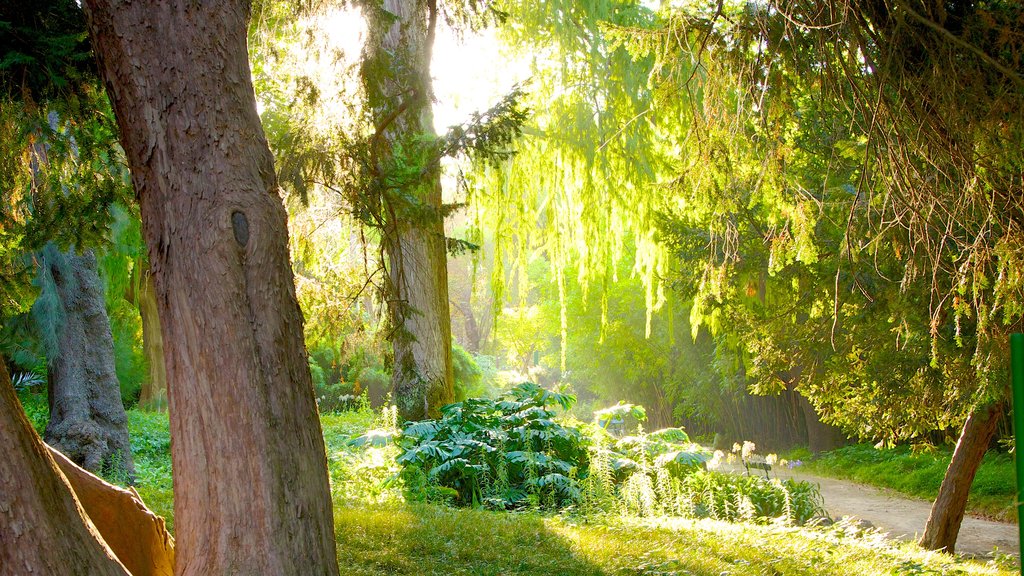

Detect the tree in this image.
[360,0,455,420]
[1,0,136,480]
[36,243,135,480]
[610,0,1024,552]
[128,262,167,410]
[82,1,340,574]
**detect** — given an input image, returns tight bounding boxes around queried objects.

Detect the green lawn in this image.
[796,444,1016,523]
[334,504,1013,575]
[119,407,1015,575]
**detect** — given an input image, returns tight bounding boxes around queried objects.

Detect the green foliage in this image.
[672,471,824,525]
[15,388,48,435]
[452,343,485,401]
[119,403,1011,575]
[807,444,1016,523]
[323,407,406,505]
[0,0,95,101]
[397,383,587,509]
[109,301,145,407]
[306,332,389,411]
[594,401,647,430]
[124,410,173,531]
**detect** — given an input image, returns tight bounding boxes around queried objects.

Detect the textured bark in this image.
[49,444,175,576]
[919,402,1003,553]
[0,361,131,576]
[82,2,340,575]
[41,244,135,481]
[364,0,454,420]
[135,268,167,411]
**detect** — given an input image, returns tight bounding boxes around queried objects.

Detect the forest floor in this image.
[735,464,1019,559]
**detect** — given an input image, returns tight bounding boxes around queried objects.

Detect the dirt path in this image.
[772,467,1018,558]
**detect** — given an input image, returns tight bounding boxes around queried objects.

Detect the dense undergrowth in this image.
[14,390,1016,574]
[794,444,1016,523]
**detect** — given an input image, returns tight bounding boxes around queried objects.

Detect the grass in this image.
[16,391,1016,574]
[334,504,1014,575]
[797,444,1016,523]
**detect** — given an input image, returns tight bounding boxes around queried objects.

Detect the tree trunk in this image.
[38,243,135,481]
[797,393,846,454]
[135,267,167,411]
[363,0,454,420]
[919,401,1004,553]
[83,2,340,575]
[49,444,175,576]
[0,360,132,576]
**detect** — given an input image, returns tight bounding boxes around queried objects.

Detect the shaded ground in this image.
[769,466,1018,559]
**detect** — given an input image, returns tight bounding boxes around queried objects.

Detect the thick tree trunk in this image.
[39,244,135,481]
[135,268,167,411]
[0,361,131,576]
[919,401,1004,553]
[364,0,454,420]
[83,2,340,575]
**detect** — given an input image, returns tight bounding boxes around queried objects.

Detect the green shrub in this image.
[670,470,824,524]
[109,304,146,408]
[393,382,587,509]
[355,366,390,407]
[452,344,483,401]
[315,380,360,413]
[15,389,49,435]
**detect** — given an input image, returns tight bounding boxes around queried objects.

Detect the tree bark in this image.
[135,266,167,411]
[39,243,135,481]
[0,360,132,576]
[82,2,340,575]
[49,444,175,576]
[919,401,1003,553]
[363,0,454,421]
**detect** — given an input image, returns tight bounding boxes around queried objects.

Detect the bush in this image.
[355,366,390,408]
[673,470,825,524]
[314,380,361,413]
[452,344,483,401]
[15,389,49,435]
[394,382,587,509]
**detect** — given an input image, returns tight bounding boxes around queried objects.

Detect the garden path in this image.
[765,466,1018,559]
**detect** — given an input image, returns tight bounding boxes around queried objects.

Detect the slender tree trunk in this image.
[135,267,167,411]
[919,401,1004,553]
[83,2,340,575]
[39,243,135,481]
[0,360,131,576]
[363,0,454,420]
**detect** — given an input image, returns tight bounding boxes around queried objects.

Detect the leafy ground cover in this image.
[795,444,1016,523]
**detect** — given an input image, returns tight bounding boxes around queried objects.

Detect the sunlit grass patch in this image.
[333,503,1013,575]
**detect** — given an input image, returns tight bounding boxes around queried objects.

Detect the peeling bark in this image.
[49,444,175,576]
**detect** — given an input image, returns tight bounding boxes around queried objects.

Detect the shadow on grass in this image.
[334,504,609,576]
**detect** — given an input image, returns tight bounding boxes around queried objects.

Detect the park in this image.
[1,1,1023,574]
